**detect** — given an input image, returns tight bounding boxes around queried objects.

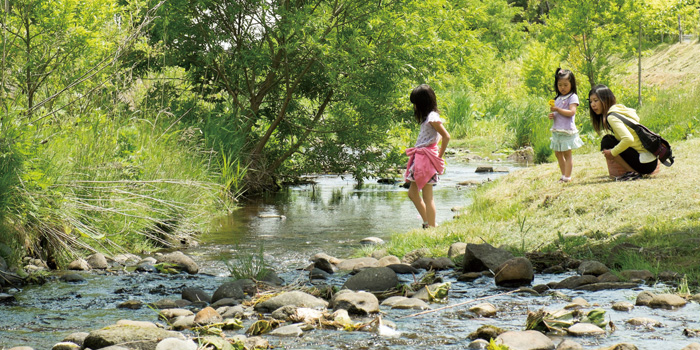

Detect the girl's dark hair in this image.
[554,68,577,97]
[588,84,617,134]
[410,84,438,123]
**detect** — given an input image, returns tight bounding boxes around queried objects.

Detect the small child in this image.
[404,84,450,228]
[548,68,584,182]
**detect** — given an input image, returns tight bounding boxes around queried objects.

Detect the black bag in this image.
[608,112,674,167]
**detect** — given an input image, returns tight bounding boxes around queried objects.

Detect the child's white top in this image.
[414,111,443,148]
[551,93,579,133]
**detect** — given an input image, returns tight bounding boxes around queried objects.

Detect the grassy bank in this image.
[378,136,699,279]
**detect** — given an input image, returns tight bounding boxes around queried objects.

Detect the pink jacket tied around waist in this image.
[404,143,445,190]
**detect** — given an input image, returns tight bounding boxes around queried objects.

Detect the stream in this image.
[1,157,699,349]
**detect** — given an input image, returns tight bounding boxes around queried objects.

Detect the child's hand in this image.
[550,106,558,112]
[548,112,554,120]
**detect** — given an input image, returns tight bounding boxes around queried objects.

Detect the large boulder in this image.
[342,267,399,292]
[254,291,328,313]
[156,252,199,274]
[330,290,379,315]
[494,257,534,287]
[462,243,514,273]
[83,324,185,350]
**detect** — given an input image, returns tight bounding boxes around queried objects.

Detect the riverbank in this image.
[377,136,700,282]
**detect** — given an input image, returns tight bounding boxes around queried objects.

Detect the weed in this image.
[222,245,272,281]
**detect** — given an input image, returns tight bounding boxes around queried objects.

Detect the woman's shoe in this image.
[616,171,640,181]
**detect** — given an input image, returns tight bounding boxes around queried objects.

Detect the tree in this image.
[540,0,640,87]
[148,0,500,189]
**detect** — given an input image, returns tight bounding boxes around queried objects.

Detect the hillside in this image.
[620,41,700,89]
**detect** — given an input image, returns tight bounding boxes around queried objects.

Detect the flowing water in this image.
[1,158,698,349]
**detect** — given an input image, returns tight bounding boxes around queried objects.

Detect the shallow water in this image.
[1,158,699,349]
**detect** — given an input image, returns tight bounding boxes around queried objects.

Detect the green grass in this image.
[371,83,700,284]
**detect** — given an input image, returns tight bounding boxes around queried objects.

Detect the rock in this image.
[401,248,430,264]
[462,243,514,273]
[158,309,194,321]
[194,307,223,325]
[86,253,109,269]
[311,256,335,274]
[258,269,284,286]
[336,257,379,271]
[330,290,379,315]
[82,324,186,350]
[360,237,385,245]
[220,305,249,319]
[600,344,638,350]
[574,282,639,291]
[448,243,467,258]
[412,282,450,301]
[115,320,158,328]
[312,253,341,265]
[244,336,269,350]
[342,267,398,292]
[309,268,330,280]
[469,303,497,317]
[381,296,408,307]
[371,249,388,259]
[271,305,297,321]
[182,287,211,303]
[156,251,199,274]
[658,270,681,282]
[211,298,239,308]
[468,339,490,349]
[620,269,654,282]
[112,253,140,266]
[149,298,179,309]
[59,273,85,283]
[649,293,687,309]
[507,147,534,163]
[556,339,583,350]
[385,263,419,274]
[51,342,80,350]
[565,297,590,309]
[254,291,328,313]
[554,275,599,289]
[475,166,493,173]
[67,258,90,271]
[635,291,656,306]
[391,298,430,310]
[682,343,700,350]
[494,257,534,287]
[377,256,401,267]
[155,338,197,350]
[597,272,620,283]
[469,325,507,341]
[62,332,89,347]
[212,280,254,303]
[626,317,662,327]
[170,315,195,330]
[577,260,609,276]
[458,272,482,282]
[612,301,634,311]
[117,300,143,309]
[7,347,34,350]
[270,324,303,337]
[567,322,605,336]
[495,330,555,350]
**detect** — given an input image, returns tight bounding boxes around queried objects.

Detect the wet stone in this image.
[612,301,634,312]
[567,322,606,336]
[626,317,662,327]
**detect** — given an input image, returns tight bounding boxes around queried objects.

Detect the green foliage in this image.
[521,41,560,96]
[222,245,272,281]
[488,338,511,350]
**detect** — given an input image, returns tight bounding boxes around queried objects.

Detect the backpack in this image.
[608,112,674,167]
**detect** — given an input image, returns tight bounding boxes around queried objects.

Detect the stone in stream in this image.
[391,298,430,310]
[377,255,401,266]
[635,291,656,306]
[342,267,398,292]
[336,257,379,271]
[156,251,199,274]
[117,300,143,309]
[385,263,419,274]
[62,332,89,347]
[67,258,90,271]
[310,256,335,274]
[270,324,303,337]
[577,260,610,276]
[330,290,379,315]
[82,324,186,350]
[468,325,507,341]
[682,343,700,350]
[556,339,584,350]
[493,257,534,287]
[194,306,223,325]
[182,287,211,303]
[155,338,198,350]
[51,342,80,350]
[211,279,254,303]
[86,253,109,270]
[626,317,662,327]
[567,322,606,336]
[401,248,430,265]
[612,301,635,312]
[462,243,513,274]
[469,302,497,317]
[620,269,654,282]
[649,293,688,309]
[495,330,554,350]
[254,291,328,313]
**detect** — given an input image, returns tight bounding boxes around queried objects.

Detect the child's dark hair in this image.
[410,84,438,123]
[588,84,617,134]
[554,68,577,97]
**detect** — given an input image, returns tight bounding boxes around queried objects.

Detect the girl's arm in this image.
[430,121,450,159]
[550,103,578,117]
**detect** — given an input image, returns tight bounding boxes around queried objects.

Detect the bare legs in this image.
[408,182,436,227]
[555,150,573,180]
